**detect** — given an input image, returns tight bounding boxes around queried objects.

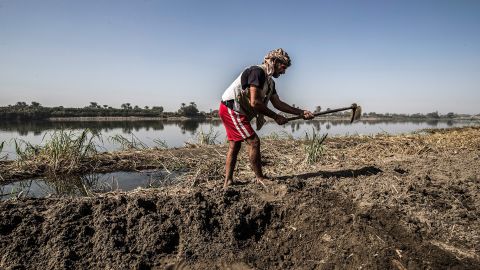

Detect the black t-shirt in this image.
[240,66,277,95]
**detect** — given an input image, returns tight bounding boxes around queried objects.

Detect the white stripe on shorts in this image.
[234,111,251,137]
[228,108,246,139]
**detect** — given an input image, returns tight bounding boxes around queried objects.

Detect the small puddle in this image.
[0,170,183,200]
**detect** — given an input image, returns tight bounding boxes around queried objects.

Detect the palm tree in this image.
[31,101,41,108]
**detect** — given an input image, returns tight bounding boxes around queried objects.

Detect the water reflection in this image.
[179,119,220,134]
[0,118,462,136]
[0,170,180,200]
[0,119,223,136]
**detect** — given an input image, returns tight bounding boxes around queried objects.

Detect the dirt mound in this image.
[1,127,479,269]
[1,179,479,269]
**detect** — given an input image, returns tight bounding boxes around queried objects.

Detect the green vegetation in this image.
[194,127,219,145]
[14,129,100,174]
[0,141,5,160]
[108,134,167,151]
[0,101,216,121]
[13,139,40,161]
[178,102,200,117]
[109,134,148,150]
[304,129,328,164]
[262,131,294,140]
[361,111,473,120]
[152,138,169,149]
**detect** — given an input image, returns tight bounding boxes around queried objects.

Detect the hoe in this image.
[287,103,362,123]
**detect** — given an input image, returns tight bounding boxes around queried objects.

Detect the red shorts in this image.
[219,102,255,141]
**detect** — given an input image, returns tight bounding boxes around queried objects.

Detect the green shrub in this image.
[304,129,327,164]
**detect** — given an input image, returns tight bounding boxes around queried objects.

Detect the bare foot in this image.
[254,176,275,188]
[223,179,233,189]
[224,179,248,189]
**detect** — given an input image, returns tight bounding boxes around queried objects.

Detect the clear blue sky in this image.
[1,0,479,114]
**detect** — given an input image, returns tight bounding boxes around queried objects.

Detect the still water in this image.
[0,119,478,160]
[0,170,181,200]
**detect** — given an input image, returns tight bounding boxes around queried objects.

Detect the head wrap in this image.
[262,48,291,76]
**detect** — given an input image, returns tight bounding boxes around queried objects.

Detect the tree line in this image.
[1,101,477,121]
[0,101,213,121]
[305,105,476,119]
[360,111,475,119]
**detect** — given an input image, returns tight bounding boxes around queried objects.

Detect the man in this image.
[219,48,314,188]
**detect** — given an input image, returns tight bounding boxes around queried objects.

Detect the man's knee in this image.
[229,141,242,152]
[247,135,260,148]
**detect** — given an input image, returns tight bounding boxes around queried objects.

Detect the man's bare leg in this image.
[224,140,242,188]
[245,134,272,186]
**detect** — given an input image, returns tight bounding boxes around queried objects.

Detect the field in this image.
[0,126,479,269]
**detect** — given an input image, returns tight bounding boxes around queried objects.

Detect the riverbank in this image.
[0,126,479,269]
[47,116,210,121]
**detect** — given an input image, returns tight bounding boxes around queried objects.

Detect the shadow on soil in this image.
[275,165,383,181]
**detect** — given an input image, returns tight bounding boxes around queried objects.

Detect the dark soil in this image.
[0,127,479,269]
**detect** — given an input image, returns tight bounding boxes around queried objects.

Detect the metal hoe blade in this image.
[350,104,362,123]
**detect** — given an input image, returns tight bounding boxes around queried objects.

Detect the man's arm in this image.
[270,94,315,119]
[250,86,288,124]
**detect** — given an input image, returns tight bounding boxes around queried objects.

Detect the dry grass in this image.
[318,126,480,167]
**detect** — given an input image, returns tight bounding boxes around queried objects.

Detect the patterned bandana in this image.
[262,48,291,76]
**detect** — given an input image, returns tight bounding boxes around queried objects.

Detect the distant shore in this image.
[45,116,480,122]
[47,116,214,121]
